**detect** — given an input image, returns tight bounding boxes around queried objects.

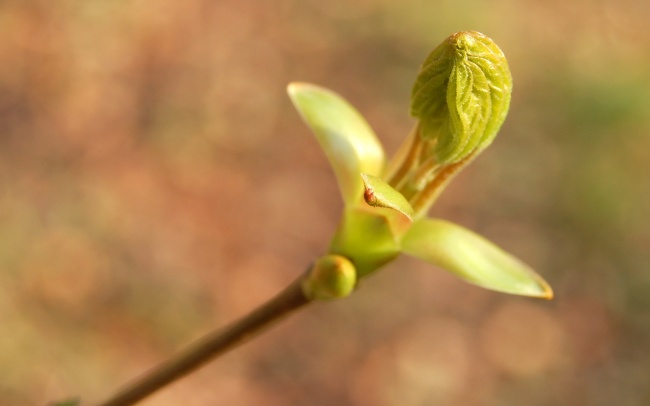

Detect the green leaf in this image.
[288,82,386,205]
[361,173,414,220]
[401,219,553,298]
[411,31,512,164]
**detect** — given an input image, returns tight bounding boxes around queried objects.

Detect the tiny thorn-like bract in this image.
[411,31,512,164]
[364,188,376,206]
[361,173,414,220]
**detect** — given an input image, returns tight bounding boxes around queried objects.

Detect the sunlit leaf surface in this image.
[401,218,553,298]
[288,83,386,205]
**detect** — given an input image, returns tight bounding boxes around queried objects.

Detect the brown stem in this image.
[97,276,311,406]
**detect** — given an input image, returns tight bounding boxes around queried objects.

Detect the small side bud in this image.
[411,31,512,164]
[302,255,357,300]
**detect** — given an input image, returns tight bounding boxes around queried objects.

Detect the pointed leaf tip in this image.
[361,173,414,221]
[287,81,312,98]
[401,219,553,299]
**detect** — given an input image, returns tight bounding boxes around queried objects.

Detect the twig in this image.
[97,275,311,406]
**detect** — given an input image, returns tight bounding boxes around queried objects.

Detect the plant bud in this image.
[302,255,357,300]
[411,31,512,164]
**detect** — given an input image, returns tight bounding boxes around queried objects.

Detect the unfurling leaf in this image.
[411,31,512,164]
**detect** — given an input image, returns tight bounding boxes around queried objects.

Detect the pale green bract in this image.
[401,219,552,297]
[288,31,552,300]
[361,173,414,221]
[411,31,512,164]
[288,83,385,205]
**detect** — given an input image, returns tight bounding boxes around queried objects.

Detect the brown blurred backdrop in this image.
[1,0,649,405]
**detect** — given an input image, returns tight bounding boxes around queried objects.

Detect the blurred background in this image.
[1,0,649,405]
